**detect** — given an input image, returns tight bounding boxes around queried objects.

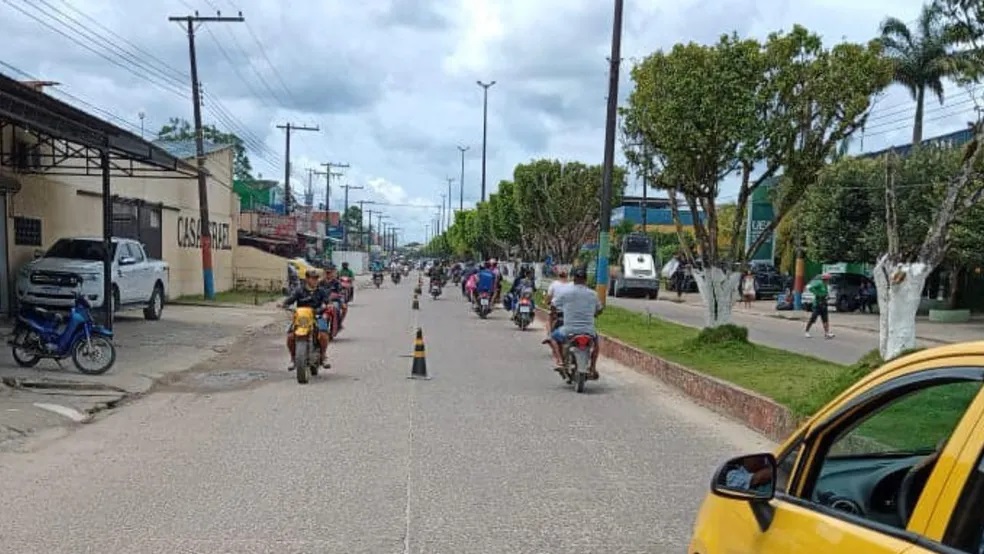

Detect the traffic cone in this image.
[409,327,429,379]
[412,293,420,310]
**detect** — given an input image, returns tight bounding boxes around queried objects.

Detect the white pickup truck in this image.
[16,236,169,320]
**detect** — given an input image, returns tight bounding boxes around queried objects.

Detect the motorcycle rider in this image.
[339,262,354,279]
[281,269,330,371]
[474,262,496,308]
[428,260,445,288]
[546,267,602,378]
[508,266,537,320]
[461,262,479,298]
[320,264,346,333]
[489,258,503,303]
[545,266,573,337]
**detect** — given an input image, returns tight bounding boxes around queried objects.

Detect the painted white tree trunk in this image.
[691,266,742,327]
[873,255,930,361]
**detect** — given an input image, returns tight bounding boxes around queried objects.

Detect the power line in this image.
[223,0,298,106]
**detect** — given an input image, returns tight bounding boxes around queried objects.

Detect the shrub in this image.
[693,324,749,346]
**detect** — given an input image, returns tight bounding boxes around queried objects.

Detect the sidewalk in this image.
[660,293,983,345]
[0,303,281,449]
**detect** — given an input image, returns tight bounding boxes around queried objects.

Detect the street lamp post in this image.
[456,145,468,212]
[476,81,496,203]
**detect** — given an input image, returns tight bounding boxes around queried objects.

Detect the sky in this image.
[0,0,970,243]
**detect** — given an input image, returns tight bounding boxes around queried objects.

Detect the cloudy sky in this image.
[0,0,967,242]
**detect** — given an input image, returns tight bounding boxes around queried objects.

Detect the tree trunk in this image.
[691,266,742,327]
[874,255,931,360]
[912,86,925,145]
[947,263,962,310]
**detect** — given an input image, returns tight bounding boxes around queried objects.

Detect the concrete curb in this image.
[535,308,799,442]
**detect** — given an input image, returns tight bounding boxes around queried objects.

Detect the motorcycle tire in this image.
[295,343,311,384]
[10,328,42,368]
[519,317,530,331]
[574,371,586,393]
[71,336,117,375]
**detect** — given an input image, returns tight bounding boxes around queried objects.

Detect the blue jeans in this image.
[551,326,596,344]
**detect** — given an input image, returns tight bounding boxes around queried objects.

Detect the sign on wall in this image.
[257,213,296,238]
[745,182,776,263]
[176,216,233,250]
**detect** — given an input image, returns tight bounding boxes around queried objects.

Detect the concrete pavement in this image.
[0,275,772,553]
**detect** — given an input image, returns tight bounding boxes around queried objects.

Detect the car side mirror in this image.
[711,453,777,501]
[119,256,136,266]
[33,249,43,259]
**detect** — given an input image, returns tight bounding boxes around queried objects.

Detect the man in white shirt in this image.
[545,266,574,337]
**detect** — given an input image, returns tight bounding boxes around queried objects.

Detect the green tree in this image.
[879,3,966,144]
[621,26,891,327]
[343,205,363,247]
[157,117,254,182]
[512,159,626,263]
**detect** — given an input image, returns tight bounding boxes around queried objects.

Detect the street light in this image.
[456,145,469,212]
[476,80,496,203]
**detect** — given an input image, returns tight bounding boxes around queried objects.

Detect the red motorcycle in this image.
[322,293,345,340]
[340,276,354,303]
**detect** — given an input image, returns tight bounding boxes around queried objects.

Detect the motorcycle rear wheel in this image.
[72,336,116,375]
[11,328,42,368]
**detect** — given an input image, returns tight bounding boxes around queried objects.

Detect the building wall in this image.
[233,245,287,291]
[6,146,238,299]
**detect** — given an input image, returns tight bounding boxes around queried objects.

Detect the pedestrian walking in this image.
[741,270,756,309]
[858,281,874,313]
[805,274,835,339]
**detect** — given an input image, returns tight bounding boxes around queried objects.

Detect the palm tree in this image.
[880,3,965,144]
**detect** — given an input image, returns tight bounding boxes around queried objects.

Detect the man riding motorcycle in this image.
[281,269,331,371]
[508,266,537,320]
[339,262,354,279]
[473,262,496,309]
[320,264,346,334]
[545,267,602,379]
[428,261,445,288]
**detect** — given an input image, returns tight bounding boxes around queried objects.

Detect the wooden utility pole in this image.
[340,182,364,249]
[320,161,349,217]
[168,10,244,300]
[276,123,319,214]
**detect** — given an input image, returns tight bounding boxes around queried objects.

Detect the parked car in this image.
[688,342,984,553]
[16,236,169,320]
[747,262,785,300]
[801,272,875,312]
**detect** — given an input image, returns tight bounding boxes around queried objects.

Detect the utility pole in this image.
[340,182,364,250]
[357,200,375,251]
[476,81,496,202]
[168,10,244,300]
[306,168,316,207]
[446,177,454,228]
[456,145,468,212]
[594,0,624,305]
[438,194,446,235]
[364,208,377,252]
[425,224,430,245]
[321,161,349,217]
[276,122,319,214]
[376,213,387,246]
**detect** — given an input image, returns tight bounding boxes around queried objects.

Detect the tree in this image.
[343,205,363,247]
[621,26,892,327]
[879,3,966,144]
[797,145,984,359]
[512,159,626,263]
[157,117,254,182]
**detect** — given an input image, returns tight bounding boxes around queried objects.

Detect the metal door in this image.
[138,204,162,260]
[111,200,162,260]
[0,194,8,315]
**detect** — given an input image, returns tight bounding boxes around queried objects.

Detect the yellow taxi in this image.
[689,342,984,553]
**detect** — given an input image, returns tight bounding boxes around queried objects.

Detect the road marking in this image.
[32,403,91,423]
[403,374,417,554]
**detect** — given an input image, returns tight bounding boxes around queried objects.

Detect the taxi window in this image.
[944,450,984,553]
[805,379,981,531]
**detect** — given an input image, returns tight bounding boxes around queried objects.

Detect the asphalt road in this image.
[608,295,892,365]
[0,277,772,553]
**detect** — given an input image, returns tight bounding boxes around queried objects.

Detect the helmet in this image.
[342,262,349,268]
[304,268,320,278]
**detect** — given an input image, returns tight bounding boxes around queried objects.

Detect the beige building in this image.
[0,132,239,311]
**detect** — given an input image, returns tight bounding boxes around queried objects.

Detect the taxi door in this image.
[705,363,984,554]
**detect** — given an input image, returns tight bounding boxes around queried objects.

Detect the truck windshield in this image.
[44,239,117,261]
[623,235,652,254]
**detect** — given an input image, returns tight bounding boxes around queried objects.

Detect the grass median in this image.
[176,288,282,306]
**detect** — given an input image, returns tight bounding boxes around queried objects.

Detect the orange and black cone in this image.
[409,327,429,379]
[412,293,420,310]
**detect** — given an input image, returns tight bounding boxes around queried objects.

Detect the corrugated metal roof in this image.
[152,139,233,160]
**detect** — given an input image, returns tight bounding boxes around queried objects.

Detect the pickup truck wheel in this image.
[144,284,164,321]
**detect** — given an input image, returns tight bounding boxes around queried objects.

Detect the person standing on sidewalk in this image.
[805,274,835,339]
[741,270,756,309]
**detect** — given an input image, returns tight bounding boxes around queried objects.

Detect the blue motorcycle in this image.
[9,293,116,375]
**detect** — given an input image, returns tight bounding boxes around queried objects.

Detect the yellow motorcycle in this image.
[290,306,322,384]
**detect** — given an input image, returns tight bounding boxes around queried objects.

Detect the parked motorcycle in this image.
[474,290,492,319]
[9,291,116,375]
[513,289,535,330]
[429,279,442,299]
[559,333,596,393]
[290,306,322,384]
[340,276,354,303]
[391,271,402,285]
[372,272,384,288]
[322,294,344,341]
